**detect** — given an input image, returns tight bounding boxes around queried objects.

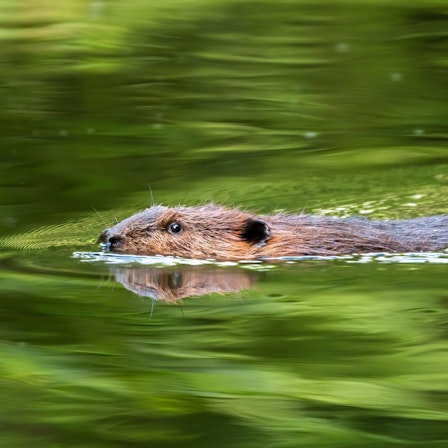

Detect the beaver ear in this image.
[241,218,271,246]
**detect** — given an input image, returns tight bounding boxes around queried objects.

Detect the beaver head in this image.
[98,204,271,260]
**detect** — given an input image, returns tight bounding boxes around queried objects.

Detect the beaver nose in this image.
[98,230,109,244]
[98,230,124,251]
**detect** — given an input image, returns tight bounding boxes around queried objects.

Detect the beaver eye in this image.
[168,222,183,235]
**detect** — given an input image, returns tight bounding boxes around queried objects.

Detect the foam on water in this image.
[73,250,448,268]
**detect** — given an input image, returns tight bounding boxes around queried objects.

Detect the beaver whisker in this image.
[91,206,108,227]
[148,184,155,208]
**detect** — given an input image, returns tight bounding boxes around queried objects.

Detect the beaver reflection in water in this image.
[98,204,448,261]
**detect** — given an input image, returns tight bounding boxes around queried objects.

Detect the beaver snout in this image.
[98,229,124,252]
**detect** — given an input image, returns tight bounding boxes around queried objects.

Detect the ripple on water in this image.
[73,250,448,267]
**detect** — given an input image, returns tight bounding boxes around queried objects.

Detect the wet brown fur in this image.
[98,204,448,261]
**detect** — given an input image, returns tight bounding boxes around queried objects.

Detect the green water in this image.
[1,1,448,447]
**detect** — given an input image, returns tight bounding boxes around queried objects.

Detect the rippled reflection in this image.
[111,265,256,301]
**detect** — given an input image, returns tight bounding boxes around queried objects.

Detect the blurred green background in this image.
[1,1,448,447]
[2,0,448,236]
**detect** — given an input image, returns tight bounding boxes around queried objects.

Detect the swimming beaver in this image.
[98,204,448,260]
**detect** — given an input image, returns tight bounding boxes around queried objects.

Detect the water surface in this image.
[1,1,448,447]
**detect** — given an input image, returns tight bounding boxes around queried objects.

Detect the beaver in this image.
[98,204,448,261]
